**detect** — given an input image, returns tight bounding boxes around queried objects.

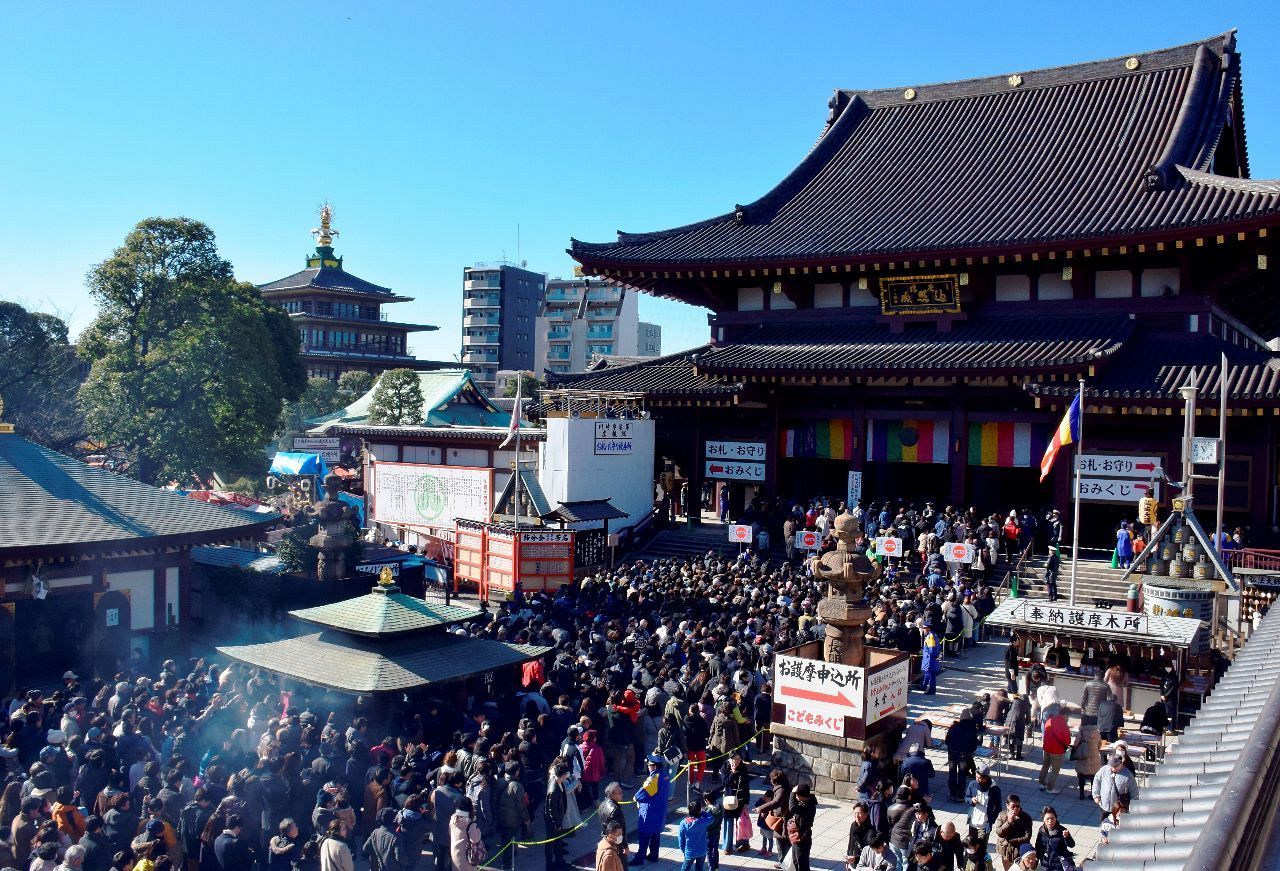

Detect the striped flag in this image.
[1039,395,1082,482]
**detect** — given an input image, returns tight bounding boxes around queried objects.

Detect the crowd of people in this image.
[0,494,1169,871]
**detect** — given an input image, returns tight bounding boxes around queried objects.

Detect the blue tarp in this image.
[269,452,331,480]
[337,491,365,526]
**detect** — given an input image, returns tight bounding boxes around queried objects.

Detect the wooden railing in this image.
[1227,548,1280,571]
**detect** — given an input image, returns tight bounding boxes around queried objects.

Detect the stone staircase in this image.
[996,555,1137,606]
[629,524,747,563]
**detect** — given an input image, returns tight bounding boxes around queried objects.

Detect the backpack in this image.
[465,822,487,866]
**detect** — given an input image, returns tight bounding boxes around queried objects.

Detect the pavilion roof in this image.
[572,33,1280,286]
[217,629,550,694]
[288,585,482,637]
[547,347,741,399]
[260,264,402,299]
[692,315,1131,375]
[1026,331,1280,403]
[0,433,278,558]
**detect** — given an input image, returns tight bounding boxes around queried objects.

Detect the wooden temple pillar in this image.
[950,398,968,507]
[686,407,703,527]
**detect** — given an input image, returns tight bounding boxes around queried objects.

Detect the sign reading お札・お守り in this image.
[773,653,864,737]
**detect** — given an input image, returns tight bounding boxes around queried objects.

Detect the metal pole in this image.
[1215,352,1228,556]
[1070,379,1084,606]
[1182,372,1198,503]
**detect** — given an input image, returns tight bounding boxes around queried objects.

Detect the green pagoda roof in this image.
[289,584,482,637]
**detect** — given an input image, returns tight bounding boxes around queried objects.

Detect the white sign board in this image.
[944,542,975,563]
[1017,601,1149,635]
[1078,477,1158,504]
[1076,454,1161,479]
[794,530,821,551]
[705,460,765,481]
[372,463,491,527]
[356,562,400,578]
[728,524,752,544]
[705,440,768,461]
[865,661,910,726]
[774,653,864,737]
[519,531,575,544]
[293,437,341,462]
[593,420,634,455]
[847,470,862,507]
[875,536,903,558]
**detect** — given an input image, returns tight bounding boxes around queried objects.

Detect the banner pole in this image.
[1069,380,1084,606]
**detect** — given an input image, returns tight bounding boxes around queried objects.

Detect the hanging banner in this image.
[867,419,950,464]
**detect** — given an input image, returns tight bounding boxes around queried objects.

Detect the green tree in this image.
[0,302,84,453]
[368,368,424,425]
[77,217,305,485]
[502,372,540,399]
[276,377,346,449]
[337,370,375,403]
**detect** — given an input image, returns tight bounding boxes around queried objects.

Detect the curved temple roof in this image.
[572,32,1280,276]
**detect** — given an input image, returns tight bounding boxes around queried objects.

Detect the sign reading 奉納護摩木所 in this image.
[1016,600,1149,635]
[774,653,864,737]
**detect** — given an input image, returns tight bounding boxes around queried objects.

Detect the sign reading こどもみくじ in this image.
[774,654,864,737]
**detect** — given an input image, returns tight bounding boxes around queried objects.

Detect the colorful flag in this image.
[499,377,522,449]
[1039,395,1082,482]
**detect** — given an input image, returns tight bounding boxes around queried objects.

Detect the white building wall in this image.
[539,417,656,528]
[106,569,154,632]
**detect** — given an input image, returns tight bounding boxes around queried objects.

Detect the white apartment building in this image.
[534,278,662,375]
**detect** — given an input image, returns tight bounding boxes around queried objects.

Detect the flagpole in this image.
[513,381,522,533]
[1069,379,1084,606]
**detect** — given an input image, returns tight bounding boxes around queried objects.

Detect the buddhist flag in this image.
[1039,395,1081,482]
[499,377,522,449]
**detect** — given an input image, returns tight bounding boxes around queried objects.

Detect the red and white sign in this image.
[876,536,903,558]
[865,661,910,726]
[795,531,821,551]
[728,524,752,544]
[945,542,975,563]
[773,653,864,736]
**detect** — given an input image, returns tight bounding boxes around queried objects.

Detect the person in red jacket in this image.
[1038,707,1072,794]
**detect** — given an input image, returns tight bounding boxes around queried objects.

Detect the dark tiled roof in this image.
[695,315,1131,374]
[217,630,550,694]
[549,499,630,523]
[191,546,284,574]
[259,265,397,297]
[548,347,742,396]
[0,435,278,556]
[322,424,547,442]
[289,587,481,637]
[1027,332,1280,401]
[572,33,1280,270]
[493,467,552,520]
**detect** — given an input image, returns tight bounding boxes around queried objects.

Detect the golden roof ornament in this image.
[311,201,339,247]
[377,565,395,587]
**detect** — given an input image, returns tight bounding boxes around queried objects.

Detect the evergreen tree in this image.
[367,368,424,426]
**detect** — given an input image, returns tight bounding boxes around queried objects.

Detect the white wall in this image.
[737,288,764,311]
[540,417,656,529]
[106,569,154,632]
[995,274,1031,302]
[813,283,843,308]
[1038,274,1073,300]
[1141,267,1180,297]
[1095,270,1133,298]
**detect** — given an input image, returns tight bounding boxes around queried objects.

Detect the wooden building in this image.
[560,32,1280,545]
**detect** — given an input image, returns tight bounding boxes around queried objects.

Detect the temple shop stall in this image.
[985,598,1209,725]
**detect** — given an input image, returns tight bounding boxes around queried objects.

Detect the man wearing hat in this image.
[963,761,1001,853]
[42,730,72,789]
[1090,751,1139,824]
[631,754,671,865]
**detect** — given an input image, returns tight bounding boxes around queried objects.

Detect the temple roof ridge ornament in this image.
[311,200,339,248]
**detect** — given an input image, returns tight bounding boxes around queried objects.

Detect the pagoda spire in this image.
[306,201,343,268]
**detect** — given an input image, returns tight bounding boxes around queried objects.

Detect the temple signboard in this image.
[879,273,961,316]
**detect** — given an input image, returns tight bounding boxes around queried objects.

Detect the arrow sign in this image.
[1135,462,1157,472]
[709,464,724,474]
[779,685,858,709]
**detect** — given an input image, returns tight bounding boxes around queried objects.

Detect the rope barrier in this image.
[483,727,769,862]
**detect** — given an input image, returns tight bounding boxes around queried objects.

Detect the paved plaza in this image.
[533,636,1113,871]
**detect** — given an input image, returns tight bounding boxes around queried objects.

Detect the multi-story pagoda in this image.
[260,204,443,382]
[560,32,1280,544]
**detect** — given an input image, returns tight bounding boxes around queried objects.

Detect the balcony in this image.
[586,325,614,339]
[463,313,499,328]
[464,277,501,290]
[547,348,571,361]
[286,303,388,322]
[545,288,582,301]
[464,294,500,308]
[463,350,498,363]
[587,307,619,319]
[587,287,621,302]
[546,327,572,340]
[303,341,408,358]
[463,334,499,347]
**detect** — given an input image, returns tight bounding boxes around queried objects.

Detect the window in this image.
[1094,270,1133,298]
[994,274,1031,302]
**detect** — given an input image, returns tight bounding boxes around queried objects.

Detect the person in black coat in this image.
[78,816,113,871]
[945,713,979,803]
[543,764,570,871]
[213,815,256,871]
[1158,664,1180,730]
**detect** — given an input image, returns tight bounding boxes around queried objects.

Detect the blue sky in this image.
[1,1,1277,361]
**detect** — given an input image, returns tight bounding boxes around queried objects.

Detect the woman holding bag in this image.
[720,754,752,854]
[755,771,790,859]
